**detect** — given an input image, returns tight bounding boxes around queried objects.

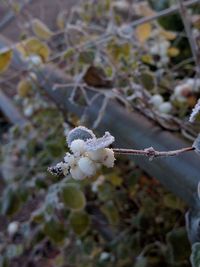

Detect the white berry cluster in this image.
[149,39,170,67]
[150,94,172,114]
[48,126,115,180]
[171,78,200,103]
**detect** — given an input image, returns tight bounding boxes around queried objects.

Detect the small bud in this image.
[78,157,97,176]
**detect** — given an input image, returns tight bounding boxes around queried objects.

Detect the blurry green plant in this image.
[1,0,200,266]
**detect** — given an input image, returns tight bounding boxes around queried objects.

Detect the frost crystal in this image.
[48,126,115,180]
[193,134,200,154]
[86,132,115,151]
[189,99,200,123]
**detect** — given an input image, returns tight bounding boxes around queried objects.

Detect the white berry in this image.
[87,149,105,161]
[158,102,172,114]
[70,139,86,155]
[70,166,86,180]
[78,157,97,176]
[150,94,164,107]
[102,148,115,168]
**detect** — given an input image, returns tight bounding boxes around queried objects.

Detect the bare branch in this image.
[113,146,195,159]
[178,0,200,74]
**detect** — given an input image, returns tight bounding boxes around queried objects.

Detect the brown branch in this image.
[113,146,195,159]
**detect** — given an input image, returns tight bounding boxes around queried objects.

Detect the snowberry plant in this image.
[49,123,200,180]
[48,126,115,180]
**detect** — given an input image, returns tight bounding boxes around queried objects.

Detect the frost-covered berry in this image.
[70,139,86,155]
[87,149,105,161]
[158,102,172,114]
[64,153,75,167]
[150,94,164,107]
[70,165,86,180]
[7,221,19,236]
[102,148,115,168]
[78,157,97,176]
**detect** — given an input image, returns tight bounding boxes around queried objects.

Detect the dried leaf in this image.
[0,48,13,73]
[168,47,179,57]
[83,66,113,88]
[135,23,152,43]
[17,78,32,97]
[161,30,176,40]
[16,37,50,61]
[32,18,53,40]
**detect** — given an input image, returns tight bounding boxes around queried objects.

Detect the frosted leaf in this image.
[193,134,200,154]
[189,99,200,123]
[85,132,115,151]
[67,126,95,145]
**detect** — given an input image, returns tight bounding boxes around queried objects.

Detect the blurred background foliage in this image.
[0,0,200,266]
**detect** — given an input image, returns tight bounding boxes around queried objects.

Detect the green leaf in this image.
[1,188,21,216]
[163,193,185,211]
[79,50,95,64]
[43,218,67,243]
[69,211,90,235]
[139,71,155,91]
[191,242,200,267]
[167,227,190,264]
[61,184,86,210]
[101,201,119,225]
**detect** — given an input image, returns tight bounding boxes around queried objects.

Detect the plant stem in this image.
[113,146,195,159]
[178,0,200,74]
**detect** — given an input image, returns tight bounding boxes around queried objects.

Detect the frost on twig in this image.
[192,133,200,154]
[189,99,200,123]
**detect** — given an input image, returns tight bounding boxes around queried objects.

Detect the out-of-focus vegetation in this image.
[0,0,200,266]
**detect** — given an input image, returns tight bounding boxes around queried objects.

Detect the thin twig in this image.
[178,0,200,74]
[113,146,194,159]
[130,0,199,28]
[48,0,199,62]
